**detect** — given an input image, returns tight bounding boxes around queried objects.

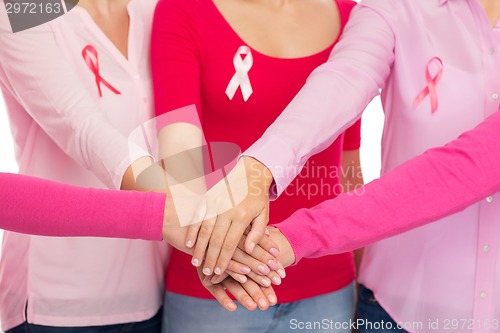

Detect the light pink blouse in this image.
[246,0,500,331]
[0,0,168,330]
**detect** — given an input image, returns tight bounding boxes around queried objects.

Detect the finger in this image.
[210,272,230,284]
[245,239,281,272]
[244,270,273,287]
[185,222,201,249]
[213,220,248,276]
[218,270,247,284]
[245,204,269,253]
[240,279,272,311]
[207,283,238,311]
[186,197,208,248]
[197,269,237,312]
[232,247,270,276]
[258,230,280,257]
[222,279,257,311]
[262,285,278,306]
[192,217,216,269]
[203,214,232,275]
[227,259,251,275]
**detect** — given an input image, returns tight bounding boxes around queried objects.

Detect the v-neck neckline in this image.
[73,1,137,70]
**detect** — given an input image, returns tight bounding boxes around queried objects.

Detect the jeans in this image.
[7,308,162,333]
[162,283,355,333]
[357,285,408,333]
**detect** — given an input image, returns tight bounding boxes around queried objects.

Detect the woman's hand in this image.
[266,226,296,268]
[197,267,278,312]
[211,233,286,287]
[186,156,274,276]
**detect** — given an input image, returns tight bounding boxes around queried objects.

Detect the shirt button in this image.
[480,292,488,299]
[133,74,140,80]
[492,93,499,101]
[483,245,491,252]
[486,196,494,203]
[488,47,495,55]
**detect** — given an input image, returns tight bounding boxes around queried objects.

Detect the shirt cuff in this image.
[143,192,167,241]
[110,143,154,190]
[243,134,299,200]
[271,217,310,265]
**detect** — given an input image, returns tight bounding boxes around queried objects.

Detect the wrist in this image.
[243,156,274,197]
[268,227,295,267]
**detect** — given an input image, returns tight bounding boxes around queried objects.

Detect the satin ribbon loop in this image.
[82,45,121,98]
[413,57,443,114]
[225,45,254,102]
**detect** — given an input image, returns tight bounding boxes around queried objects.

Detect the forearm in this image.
[340,149,364,193]
[0,173,165,240]
[244,5,394,197]
[277,111,500,262]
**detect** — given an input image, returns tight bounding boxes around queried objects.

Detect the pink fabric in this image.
[247,0,500,331]
[277,109,500,260]
[0,0,168,330]
[0,173,164,240]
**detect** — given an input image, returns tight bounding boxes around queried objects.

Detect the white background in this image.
[0,98,385,260]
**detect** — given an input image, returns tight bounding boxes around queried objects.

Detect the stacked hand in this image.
[174,156,296,310]
[126,151,295,311]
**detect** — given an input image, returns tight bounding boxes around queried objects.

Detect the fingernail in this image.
[203,268,211,275]
[261,278,271,287]
[240,266,251,274]
[277,269,286,278]
[238,275,248,283]
[270,247,280,257]
[265,229,270,236]
[258,264,270,275]
[186,240,193,248]
[268,294,277,305]
[249,242,256,252]
[192,258,200,267]
[226,302,237,311]
[268,259,279,270]
[258,298,268,309]
[214,267,222,275]
[272,276,281,285]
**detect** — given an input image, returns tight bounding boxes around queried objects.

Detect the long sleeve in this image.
[277,111,500,262]
[0,13,149,190]
[151,0,202,117]
[0,172,165,240]
[244,4,395,197]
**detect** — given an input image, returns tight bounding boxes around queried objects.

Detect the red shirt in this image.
[152,0,359,302]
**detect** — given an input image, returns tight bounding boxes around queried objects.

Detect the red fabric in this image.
[152,0,358,302]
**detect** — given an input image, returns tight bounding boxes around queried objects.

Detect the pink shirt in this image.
[0,0,168,330]
[246,0,500,331]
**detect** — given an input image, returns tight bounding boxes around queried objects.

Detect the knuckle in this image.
[209,236,223,247]
[222,240,237,251]
[237,209,250,221]
[199,225,212,237]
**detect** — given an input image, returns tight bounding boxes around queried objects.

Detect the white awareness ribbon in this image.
[225,46,254,102]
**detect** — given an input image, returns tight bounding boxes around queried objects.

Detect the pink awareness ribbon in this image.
[413,57,443,114]
[225,46,253,102]
[82,45,121,98]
